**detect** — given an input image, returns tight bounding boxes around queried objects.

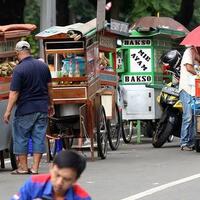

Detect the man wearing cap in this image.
[3,40,54,174]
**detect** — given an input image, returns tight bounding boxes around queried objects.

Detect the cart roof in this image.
[36,19,97,39]
[0,24,36,40]
[129,16,188,39]
[129,28,186,39]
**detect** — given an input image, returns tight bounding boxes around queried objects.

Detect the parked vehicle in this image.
[152,50,182,147]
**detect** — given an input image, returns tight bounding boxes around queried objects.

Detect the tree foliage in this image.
[128,0,181,24]
[0,0,25,25]
[1,0,200,29]
[1,0,200,56]
[24,0,40,56]
[69,0,96,23]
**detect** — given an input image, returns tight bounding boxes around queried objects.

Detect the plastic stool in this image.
[55,139,63,153]
[28,138,33,156]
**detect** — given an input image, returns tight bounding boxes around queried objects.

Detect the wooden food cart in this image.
[36,19,120,160]
[0,24,36,169]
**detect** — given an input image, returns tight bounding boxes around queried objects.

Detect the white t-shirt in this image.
[179,47,199,96]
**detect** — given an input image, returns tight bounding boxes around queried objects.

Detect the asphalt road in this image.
[1,137,200,200]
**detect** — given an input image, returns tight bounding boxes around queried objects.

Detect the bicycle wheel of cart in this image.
[122,120,134,143]
[46,137,56,161]
[46,136,63,161]
[107,103,121,150]
[62,137,74,149]
[96,105,108,159]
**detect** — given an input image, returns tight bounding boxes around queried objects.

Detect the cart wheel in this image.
[10,137,18,170]
[195,139,200,152]
[62,137,74,149]
[46,136,63,162]
[96,105,108,159]
[46,137,56,162]
[121,120,134,143]
[107,103,121,150]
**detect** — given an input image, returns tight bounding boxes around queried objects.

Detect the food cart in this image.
[36,18,121,160]
[194,79,200,152]
[117,17,188,141]
[0,24,36,169]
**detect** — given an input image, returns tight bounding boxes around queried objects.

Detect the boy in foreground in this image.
[11,150,92,200]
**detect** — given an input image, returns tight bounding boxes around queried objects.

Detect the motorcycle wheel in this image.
[152,109,174,148]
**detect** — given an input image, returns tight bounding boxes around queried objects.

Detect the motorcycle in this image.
[152,50,183,148]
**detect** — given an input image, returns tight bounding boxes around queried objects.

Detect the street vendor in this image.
[3,40,55,174]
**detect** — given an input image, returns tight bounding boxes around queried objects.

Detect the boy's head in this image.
[50,150,86,196]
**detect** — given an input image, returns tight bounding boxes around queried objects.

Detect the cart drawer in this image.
[52,87,87,101]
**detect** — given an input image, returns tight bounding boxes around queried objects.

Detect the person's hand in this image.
[3,111,11,124]
[48,105,55,117]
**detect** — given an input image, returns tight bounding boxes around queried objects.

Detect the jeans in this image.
[179,90,194,147]
[13,112,48,155]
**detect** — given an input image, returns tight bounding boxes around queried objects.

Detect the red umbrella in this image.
[180,25,200,46]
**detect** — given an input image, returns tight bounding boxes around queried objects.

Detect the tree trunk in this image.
[56,0,70,25]
[174,0,195,28]
[0,0,26,25]
[110,0,121,20]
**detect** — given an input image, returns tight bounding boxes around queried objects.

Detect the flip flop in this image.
[29,168,38,174]
[11,169,30,175]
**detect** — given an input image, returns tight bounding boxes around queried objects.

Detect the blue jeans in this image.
[179,90,195,147]
[12,112,48,155]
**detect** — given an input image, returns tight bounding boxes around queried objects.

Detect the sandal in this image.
[29,168,38,174]
[11,169,30,175]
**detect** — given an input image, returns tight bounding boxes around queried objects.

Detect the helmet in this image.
[160,50,182,78]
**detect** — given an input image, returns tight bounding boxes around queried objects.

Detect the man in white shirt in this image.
[179,46,200,150]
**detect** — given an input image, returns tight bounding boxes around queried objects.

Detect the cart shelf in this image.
[46,49,84,55]
[0,77,12,82]
[52,76,87,83]
[0,52,16,58]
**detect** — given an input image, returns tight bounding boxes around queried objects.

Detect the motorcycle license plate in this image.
[161,86,179,97]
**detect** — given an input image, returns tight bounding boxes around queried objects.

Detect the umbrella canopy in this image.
[130,16,189,35]
[180,25,200,46]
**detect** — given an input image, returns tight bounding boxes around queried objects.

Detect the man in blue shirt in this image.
[11,150,92,200]
[4,40,54,174]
